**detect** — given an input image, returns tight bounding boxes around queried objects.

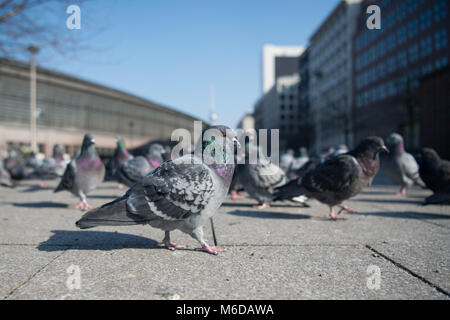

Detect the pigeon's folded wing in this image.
[126,160,214,221]
[302,155,360,193]
[120,157,151,183]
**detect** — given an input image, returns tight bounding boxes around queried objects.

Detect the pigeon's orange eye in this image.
[221,132,226,137]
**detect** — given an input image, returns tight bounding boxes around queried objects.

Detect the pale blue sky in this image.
[38,0,339,127]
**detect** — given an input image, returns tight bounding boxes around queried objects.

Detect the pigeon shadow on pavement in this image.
[37,230,160,252]
[356,211,450,220]
[354,198,424,205]
[226,210,311,220]
[10,201,69,208]
[222,202,308,209]
[88,195,121,200]
[20,185,54,193]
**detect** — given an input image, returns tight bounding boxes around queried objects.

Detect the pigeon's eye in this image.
[221,132,226,138]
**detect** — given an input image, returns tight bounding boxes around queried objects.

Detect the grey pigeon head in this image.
[352,136,388,160]
[386,133,404,154]
[82,133,96,149]
[148,143,166,157]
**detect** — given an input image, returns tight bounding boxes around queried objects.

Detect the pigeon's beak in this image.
[380,146,389,154]
[233,137,241,148]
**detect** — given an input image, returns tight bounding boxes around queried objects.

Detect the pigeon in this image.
[54,133,105,210]
[237,142,288,209]
[4,150,34,181]
[381,133,426,196]
[417,148,450,205]
[76,125,240,255]
[38,144,69,181]
[274,137,388,220]
[280,149,295,172]
[0,161,13,187]
[145,143,166,170]
[116,156,152,187]
[105,137,132,181]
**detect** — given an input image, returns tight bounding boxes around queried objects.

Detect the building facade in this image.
[353,0,449,150]
[308,0,362,152]
[0,58,199,157]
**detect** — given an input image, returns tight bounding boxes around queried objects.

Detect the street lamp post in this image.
[28,45,39,153]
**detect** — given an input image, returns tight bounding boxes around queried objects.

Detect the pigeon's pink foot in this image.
[230,191,243,201]
[330,208,345,220]
[39,182,46,188]
[338,204,358,214]
[75,201,92,211]
[396,188,406,196]
[159,242,186,251]
[195,245,227,255]
[253,203,269,210]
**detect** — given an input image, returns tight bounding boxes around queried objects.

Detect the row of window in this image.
[355,55,448,108]
[356,26,447,72]
[355,29,447,90]
[355,0,446,53]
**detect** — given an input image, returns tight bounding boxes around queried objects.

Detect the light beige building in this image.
[0,58,199,157]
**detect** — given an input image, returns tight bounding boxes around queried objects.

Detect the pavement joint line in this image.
[1,249,68,300]
[365,245,450,298]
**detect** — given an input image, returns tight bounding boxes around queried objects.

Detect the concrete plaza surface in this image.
[0,176,449,300]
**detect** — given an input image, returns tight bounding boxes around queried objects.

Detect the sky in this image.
[37,0,339,128]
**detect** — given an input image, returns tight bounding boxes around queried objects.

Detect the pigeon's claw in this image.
[330,207,345,220]
[396,187,406,197]
[253,203,269,210]
[196,245,227,255]
[338,204,358,214]
[75,201,92,211]
[159,242,186,251]
[230,191,243,201]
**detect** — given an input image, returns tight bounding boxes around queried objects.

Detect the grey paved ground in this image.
[0,173,449,300]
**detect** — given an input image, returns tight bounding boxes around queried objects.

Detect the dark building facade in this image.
[353,0,449,151]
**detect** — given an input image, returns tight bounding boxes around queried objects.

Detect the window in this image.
[408,0,418,12]
[435,28,447,50]
[421,36,433,57]
[435,56,449,69]
[409,44,419,63]
[408,18,418,39]
[387,34,396,51]
[434,0,447,22]
[387,57,397,74]
[397,50,408,68]
[420,9,432,30]
[397,26,407,45]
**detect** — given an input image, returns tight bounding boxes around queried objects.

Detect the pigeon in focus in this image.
[76,125,240,255]
[381,133,426,196]
[105,137,132,181]
[116,156,152,187]
[417,148,450,205]
[275,137,388,220]
[54,133,105,210]
[237,142,287,209]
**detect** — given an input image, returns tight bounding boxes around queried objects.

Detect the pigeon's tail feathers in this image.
[273,179,306,202]
[76,199,146,229]
[53,181,65,193]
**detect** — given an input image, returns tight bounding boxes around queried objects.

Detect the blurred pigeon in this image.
[417,148,450,205]
[38,144,69,180]
[145,143,166,170]
[54,133,105,210]
[381,133,426,196]
[280,149,295,172]
[0,161,13,187]
[105,137,132,181]
[76,126,239,255]
[275,137,388,220]
[4,150,34,181]
[116,156,152,187]
[237,143,287,209]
